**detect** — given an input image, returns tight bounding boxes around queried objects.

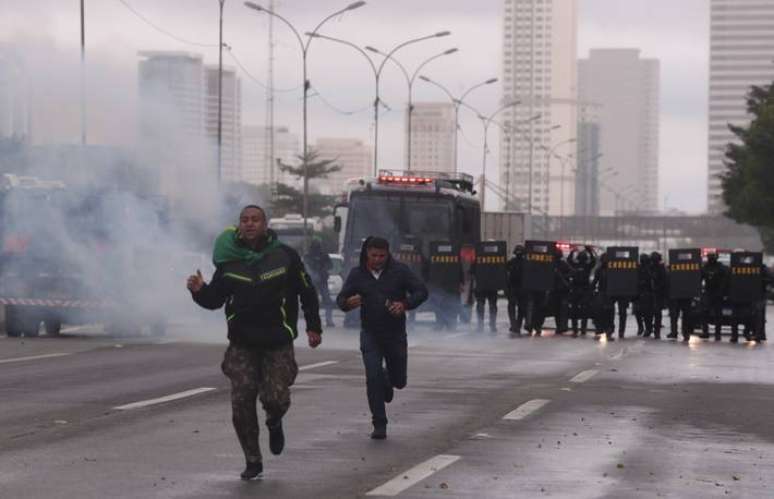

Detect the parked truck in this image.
[0,174,171,337]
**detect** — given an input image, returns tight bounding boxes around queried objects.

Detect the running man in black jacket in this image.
[187,205,322,480]
[337,237,428,440]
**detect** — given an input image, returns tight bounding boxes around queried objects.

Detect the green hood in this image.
[212,227,281,266]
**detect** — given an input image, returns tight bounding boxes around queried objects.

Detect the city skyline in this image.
[1,0,713,213]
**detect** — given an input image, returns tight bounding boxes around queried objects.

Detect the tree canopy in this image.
[721,82,774,250]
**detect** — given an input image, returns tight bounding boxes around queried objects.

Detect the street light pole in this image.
[540,137,575,217]
[418,76,498,173]
[80,0,86,146]
[244,1,365,244]
[368,47,458,170]
[363,31,451,173]
[469,101,520,210]
[307,33,380,171]
[217,0,225,184]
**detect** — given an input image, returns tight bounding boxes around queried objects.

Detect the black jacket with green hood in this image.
[192,227,322,349]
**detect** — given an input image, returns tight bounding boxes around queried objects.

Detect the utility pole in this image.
[217,0,225,184]
[80,0,87,145]
[265,0,276,198]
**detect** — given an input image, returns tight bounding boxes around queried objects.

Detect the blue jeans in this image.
[360,330,408,426]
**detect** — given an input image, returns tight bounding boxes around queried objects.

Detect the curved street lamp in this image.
[305,33,381,173]
[365,47,458,170]
[466,101,521,210]
[539,137,576,217]
[360,31,451,171]
[244,0,366,243]
[418,76,498,173]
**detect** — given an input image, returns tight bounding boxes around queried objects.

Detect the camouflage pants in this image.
[221,343,298,463]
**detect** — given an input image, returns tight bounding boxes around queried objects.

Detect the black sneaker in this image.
[268,421,285,455]
[241,461,263,480]
[371,424,387,440]
[384,375,394,404]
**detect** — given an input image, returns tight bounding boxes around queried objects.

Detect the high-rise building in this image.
[205,65,242,183]
[407,102,456,173]
[314,138,373,195]
[500,0,579,215]
[707,0,774,214]
[0,48,30,141]
[575,103,601,216]
[241,125,300,187]
[137,51,207,200]
[578,49,660,215]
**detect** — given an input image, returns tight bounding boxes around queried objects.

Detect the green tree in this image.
[271,182,339,219]
[721,82,774,251]
[272,149,342,219]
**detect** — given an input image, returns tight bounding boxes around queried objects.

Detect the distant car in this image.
[328,253,344,295]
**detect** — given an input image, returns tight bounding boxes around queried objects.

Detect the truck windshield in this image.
[347,195,453,254]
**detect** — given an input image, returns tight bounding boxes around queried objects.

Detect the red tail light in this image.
[3,235,29,253]
[460,245,476,264]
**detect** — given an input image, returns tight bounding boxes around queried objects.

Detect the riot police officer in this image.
[591,254,615,341]
[650,252,667,339]
[304,239,336,328]
[474,283,499,333]
[700,252,728,341]
[568,246,596,337]
[552,248,573,334]
[634,253,655,337]
[506,245,527,335]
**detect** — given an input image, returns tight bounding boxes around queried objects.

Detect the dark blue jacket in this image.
[336,239,428,336]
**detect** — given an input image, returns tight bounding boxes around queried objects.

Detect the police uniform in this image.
[568,248,596,337]
[305,240,336,328]
[700,254,728,340]
[650,252,667,339]
[634,254,655,337]
[507,247,527,334]
[591,257,615,341]
[552,251,573,334]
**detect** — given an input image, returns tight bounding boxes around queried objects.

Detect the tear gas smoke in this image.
[0,42,266,341]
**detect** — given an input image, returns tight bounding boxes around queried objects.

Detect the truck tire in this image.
[7,306,41,337]
[44,319,62,336]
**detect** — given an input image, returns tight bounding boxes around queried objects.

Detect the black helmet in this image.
[639,253,650,265]
[578,251,590,265]
[513,244,525,256]
[650,251,662,263]
[707,252,719,264]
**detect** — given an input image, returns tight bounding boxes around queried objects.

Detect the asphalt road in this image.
[1,307,774,498]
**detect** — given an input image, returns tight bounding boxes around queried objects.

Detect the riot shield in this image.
[394,239,425,281]
[606,246,639,298]
[523,240,556,292]
[668,249,702,300]
[474,241,507,292]
[428,241,460,292]
[729,252,763,303]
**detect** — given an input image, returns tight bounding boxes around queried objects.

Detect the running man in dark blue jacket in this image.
[337,237,428,439]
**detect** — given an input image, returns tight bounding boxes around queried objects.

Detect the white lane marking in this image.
[113,387,216,410]
[570,369,599,384]
[366,454,461,496]
[298,360,339,371]
[443,332,467,340]
[0,353,71,365]
[503,399,551,421]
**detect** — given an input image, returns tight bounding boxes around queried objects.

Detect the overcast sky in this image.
[0,0,710,213]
